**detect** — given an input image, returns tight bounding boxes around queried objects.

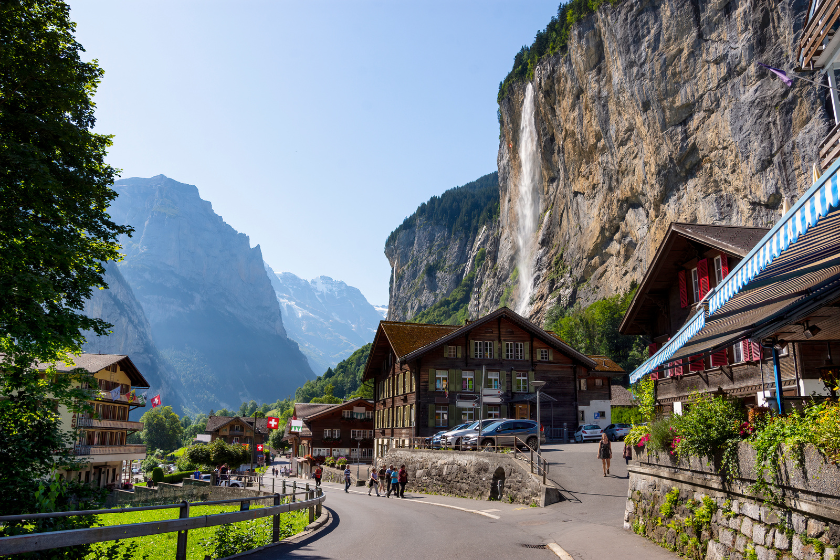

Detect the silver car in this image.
[437,423,471,448]
[464,420,545,450]
[442,419,507,448]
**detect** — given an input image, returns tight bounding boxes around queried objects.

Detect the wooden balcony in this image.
[799,0,840,69]
[820,120,840,170]
[73,444,146,456]
[75,418,144,431]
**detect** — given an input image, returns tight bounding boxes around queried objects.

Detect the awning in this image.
[629,310,706,383]
[709,157,840,315]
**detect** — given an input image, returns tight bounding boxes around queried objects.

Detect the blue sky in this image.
[69,0,559,305]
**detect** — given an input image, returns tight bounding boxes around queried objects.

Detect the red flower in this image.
[637,434,651,447]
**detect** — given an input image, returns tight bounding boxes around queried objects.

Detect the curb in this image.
[547,543,574,560]
[220,508,331,559]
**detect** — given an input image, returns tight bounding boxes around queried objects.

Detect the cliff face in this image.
[388,0,829,324]
[104,175,314,412]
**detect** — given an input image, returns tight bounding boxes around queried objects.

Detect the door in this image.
[495,421,517,446]
[515,404,529,419]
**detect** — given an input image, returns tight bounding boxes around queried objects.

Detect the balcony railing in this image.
[799,0,840,69]
[75,418,144,431]
[820,120,840,170]
[93,391,146,406]
[73,444,146,456]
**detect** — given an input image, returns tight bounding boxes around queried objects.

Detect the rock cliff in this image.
[388,0,828,324]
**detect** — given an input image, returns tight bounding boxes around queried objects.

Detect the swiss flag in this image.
[257,444,264,452]
[151,394,161,408]
[266,417,279,430]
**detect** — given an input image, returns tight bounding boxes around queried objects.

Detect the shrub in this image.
[162,471,196,484]
[336,457,347,468]
[200,519,271,558]
[672,394,744,461]
[151,467,163,483]
[324,456,335,467]
[646,416,678,455]
[141,456,160,473]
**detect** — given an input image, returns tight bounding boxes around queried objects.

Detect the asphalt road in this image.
[250,442,677,560]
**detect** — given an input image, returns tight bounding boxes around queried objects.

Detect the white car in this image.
[574,424,604,443]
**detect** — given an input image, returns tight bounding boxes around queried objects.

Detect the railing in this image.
[799,0,840,69]
[73,444,147,456]
[75,418,144,431]
[820,120,840,170]
[94,392,146,406]
[0,487,325,559]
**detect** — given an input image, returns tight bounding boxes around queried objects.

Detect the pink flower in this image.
[637,434,650,447]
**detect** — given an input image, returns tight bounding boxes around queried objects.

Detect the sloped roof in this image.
[205,415,269,434]
[611,385,636,407]
[380,322,461,359]
[587,355,625,374]
[304,398,373,422]
[33,354,149,387]
[293,402,339,419]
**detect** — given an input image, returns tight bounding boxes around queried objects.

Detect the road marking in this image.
[514,507,529,510]
[547,543,574,560]
[480,509,500,513]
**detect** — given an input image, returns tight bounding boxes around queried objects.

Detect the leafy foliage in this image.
[139,406,184,453]
[184,438,251,470]
[411,248,487,325]
[497,0,623,102]
[672,394,744,480]
[544,287,646,373]
[151,467,164,483]
[295,344,372,402]
[630,376,655,422]
[611,406,643,425]
[309,383,342,404]
[386,173,499,246]
[141,456,160,474]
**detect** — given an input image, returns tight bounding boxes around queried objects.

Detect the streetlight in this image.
[530,380,546,454]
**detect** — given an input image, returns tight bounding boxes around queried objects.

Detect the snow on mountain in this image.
[264,263,383,374]
[374,305,388,318]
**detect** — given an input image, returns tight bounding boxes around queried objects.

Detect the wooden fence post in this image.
[282,480,286,498]
[292,481,296,503]
[175,500,189,560]
[272,493,280,543]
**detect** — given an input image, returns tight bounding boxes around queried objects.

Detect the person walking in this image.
[384,465,393,497]
[314,466,322,488]
[598,433,613,476]
[368,467,379,496]
[378,465,387,495]
[344,464,352,492]
[388,465,399,498]
[623,441,633,465]
[398,464,407,498]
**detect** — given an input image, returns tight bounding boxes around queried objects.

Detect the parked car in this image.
[438,423,472,448]
[463,420,545,450]
[429,429,449,449]
[604,423,632,441]
[574,424,603,443]
[444,418,509,448]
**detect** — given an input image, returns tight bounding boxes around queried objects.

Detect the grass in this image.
[84,502,309,559]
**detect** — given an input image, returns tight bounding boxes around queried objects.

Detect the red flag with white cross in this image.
[151,394,161,408]
[257,444,263,452]
[266,417,279,430]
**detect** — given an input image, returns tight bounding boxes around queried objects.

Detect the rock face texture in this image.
[388,0,828,324]
[96,175,313,412]
[265,265,382,374]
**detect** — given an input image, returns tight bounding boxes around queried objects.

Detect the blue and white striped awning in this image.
[629,310,706,383]
[709,158,840,315]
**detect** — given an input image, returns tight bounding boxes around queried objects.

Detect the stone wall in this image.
[625,443,840,560]
[107,480,274,507]
[383,449,561,506]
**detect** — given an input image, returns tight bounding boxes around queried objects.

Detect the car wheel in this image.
[525,437,538,450]
[481,439,494,449]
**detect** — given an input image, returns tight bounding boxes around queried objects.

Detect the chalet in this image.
[205,416,269,451]
[52,354,149,488]
[362,307,623,459]
[282,398,374,477]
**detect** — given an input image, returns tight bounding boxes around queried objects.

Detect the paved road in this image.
[250,443,677,560]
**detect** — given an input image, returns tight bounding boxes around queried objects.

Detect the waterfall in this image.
[515,82,540,315]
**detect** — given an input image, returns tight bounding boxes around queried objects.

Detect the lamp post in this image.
[530,381,546,453]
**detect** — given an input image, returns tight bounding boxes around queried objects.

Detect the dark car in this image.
[463,420,545,450]
[429,429,449,449]
[604,423,632,441]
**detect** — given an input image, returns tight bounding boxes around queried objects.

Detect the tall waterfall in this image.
[515,82,540,315]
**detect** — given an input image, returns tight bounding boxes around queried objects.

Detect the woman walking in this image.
[368,466,380,496]
[598,433,612,476]
[378,465,387,495]
[622,441,633,465]
[398,464,407,498]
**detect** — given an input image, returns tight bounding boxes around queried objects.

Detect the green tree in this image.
[294,343,372,402]
[139,406,183,453]
[239,400,258,417]
[185,439,250,470]
[181,413,207,446]
[0,0,132,527]
[310,383,342,404]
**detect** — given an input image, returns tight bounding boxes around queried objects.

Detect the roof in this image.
[380,322,461,359]
[34,354,150,388]
[611,385,636,407]
[304,397,373,422]
[205,415,270,434]
[587,355,625,374]
[620,223,770,335]
[292,402,338,419]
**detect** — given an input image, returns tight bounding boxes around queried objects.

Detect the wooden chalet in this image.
[362,307,625,459]
[206,416,269,448]
[282,398,374,477]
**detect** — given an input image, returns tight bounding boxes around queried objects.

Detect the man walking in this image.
[344,464,352,493]
[387,465,399,498]
[384,465,393,497]
[398,464,408,498]
[368,467,379,496]
[314,465,322,488]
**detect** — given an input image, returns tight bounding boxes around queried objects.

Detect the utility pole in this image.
[530,381,546,454]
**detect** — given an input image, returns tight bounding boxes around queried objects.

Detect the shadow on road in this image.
[248,507,339,559]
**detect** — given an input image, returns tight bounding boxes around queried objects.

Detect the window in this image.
[324,429,340,439]
[446,345,457,358]
[409,404,415,427]
[598,411,606,419]
[714,255,724,284]
[484,341,494,359]
[312,448,330,457]
[539,349,549,361]
[487,405,500,419]
[332,448,350,458]
[435,370,448,391]
[580,410,585,422]
[365,410,374,420]
[505,342,524,360]
[435,405,448,427]
[351,429,370,439]
[515,371,528,392]
[691,268,700,303]
[411,373,415,392]
[462,371,474,391]
[595,378,603,387]
[473,340,493,358]
[487,371,499,389]
[461,408,475,422]
[579,379,587,391]
[342,410,352,419]
[733,342,743,363]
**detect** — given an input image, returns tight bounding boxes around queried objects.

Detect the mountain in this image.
[387,0,826,325]
[294,343,372,402]
[373,305,388,318]
[100,175,314,413]
[264,265,382,374]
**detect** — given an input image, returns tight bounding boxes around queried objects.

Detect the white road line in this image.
[547,543,574,560]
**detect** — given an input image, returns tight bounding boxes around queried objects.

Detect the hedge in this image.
[162,470,198,484]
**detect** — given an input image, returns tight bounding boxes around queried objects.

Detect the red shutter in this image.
[750,341,762,362]
[689,355,705,371]
[679,359,687,376]
[740,340,751,363]
[697,258,710,299]
[650,369,659,380]
[648,343,659,358]
[720,254,729,279]
[678,270,688,308]
[711,349,728,367]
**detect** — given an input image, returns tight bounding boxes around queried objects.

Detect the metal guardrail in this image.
[0,486,326,559]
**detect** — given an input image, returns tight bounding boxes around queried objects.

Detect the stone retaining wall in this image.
[107,480,273,507]
[625,443,840,560]
[383,449,561,506]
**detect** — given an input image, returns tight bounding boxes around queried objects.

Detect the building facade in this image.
[205,416,269,463]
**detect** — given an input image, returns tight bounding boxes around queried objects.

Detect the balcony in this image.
[820,121,840,170]
[799,0,840,69]
[73,444,146,456]
[75,418,144,431]
[94,391,146,406]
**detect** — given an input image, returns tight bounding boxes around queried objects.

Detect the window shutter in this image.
[495,341,500,358]
[750,341,762,362]
[499,405,508,418]
[454,369,462,392]
[428,405,435,427]
[648,343,659,358]
[698,258,710,299]
[448,405,455,427]
[689,355,704,371]
[524,342,530,360]
[711,349,728,367]
[457,346,462,358]
[449,369,456,391]
[499,370,507,392]
[720,254,729,278]
[528,370,535,392]
[548,349,553,361]
[678,270,688,308]
[650,369,659,381]
[740,340,750,363]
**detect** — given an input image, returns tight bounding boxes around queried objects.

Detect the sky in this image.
[69,0,559,305]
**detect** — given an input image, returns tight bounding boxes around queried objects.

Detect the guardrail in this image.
[0,486,325,559]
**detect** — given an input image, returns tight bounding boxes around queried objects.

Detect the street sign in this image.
[455,393,479,402]
[482,388,503,397]
[456,400,479,408]
[482,396,503,404]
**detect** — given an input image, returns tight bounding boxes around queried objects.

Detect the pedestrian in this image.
[398,464,407,498]
[623,441,633,465]
[368,467,379,496]
[220,463,229,486]
[378,465,387,495]
[598,433,612,476]
[344,463,352,492]
[384,465,393,497]
[388,465,399,498]
[314,465,322,488]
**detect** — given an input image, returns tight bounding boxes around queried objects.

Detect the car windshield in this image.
[583,425,601,430]
[615,423,631,428]
[465,421,480,430]
[482,421,505,432]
